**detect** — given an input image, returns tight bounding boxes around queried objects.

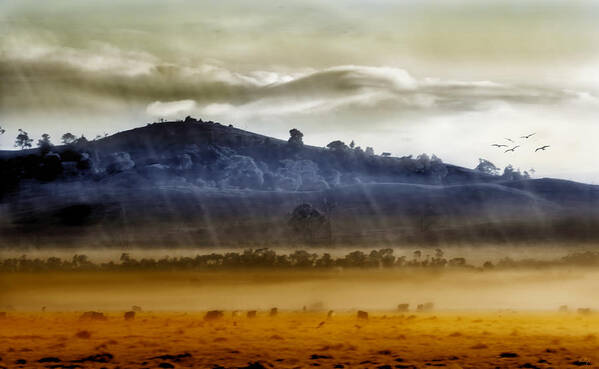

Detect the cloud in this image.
[146,100,197,117]
[2,36,597,123]
[192,65,598,122]
[2,37,158,77]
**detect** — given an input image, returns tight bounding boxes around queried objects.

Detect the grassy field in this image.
[1,311,598,368]
[1,268,599,368]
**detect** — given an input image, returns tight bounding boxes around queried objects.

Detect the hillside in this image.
[1,118,598,248]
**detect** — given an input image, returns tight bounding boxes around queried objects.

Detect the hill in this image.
[1,118,598,248]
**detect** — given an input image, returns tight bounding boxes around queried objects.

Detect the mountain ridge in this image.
[0,118,597,248]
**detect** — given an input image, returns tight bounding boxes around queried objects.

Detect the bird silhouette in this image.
[505,138,515,143]
[521,133,536,139]
[504,145,520,153]
[535,145,550,152]
[492,144,508,148]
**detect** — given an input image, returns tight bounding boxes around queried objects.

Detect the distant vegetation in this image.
[2,248,599,272]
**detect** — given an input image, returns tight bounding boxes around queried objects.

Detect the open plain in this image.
[1,311,599,369]
[2,268,599,368]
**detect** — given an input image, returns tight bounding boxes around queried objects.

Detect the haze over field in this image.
[1,0,599,182]
[2,2,599,366]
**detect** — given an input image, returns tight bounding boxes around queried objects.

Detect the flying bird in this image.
[535,145,550,152]
[504,145,520,153]
[492,144,508,148]
[521,133,536,139]
[505,138,515,143]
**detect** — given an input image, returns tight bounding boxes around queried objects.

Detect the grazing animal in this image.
[397,304,410,312]
[131,305,142,312]
[491,144,508,148]
[124,311,135,321]
[79,311,107,321]
[75,330,91,339]
[204,310,224,321]
[417,302,434,312]
[504,145,520,153]
[269,308,278,317]
[578,308,592,315]
[357,310,369,320]
[327,310,335,319]
[521,133,536,139]
[316,321,325,328]
[535,145,550,152]
[247,310,257,318]
[559,305,569,313]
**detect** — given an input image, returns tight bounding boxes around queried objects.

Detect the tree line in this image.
[1,248,598,272]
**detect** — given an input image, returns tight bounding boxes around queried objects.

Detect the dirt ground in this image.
[1,311,598,369]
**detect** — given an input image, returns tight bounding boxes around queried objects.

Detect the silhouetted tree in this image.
[288,203,330,244]
[367,248,395,267]
[475,158,500,175]
[289,250,317,267]
[61,132,76,145]
[326,140,349,151]
[0,126,5,135]
[502,164,525,180]
[413,250,422,262]
[37,133,53,154]
[14,129,33,150]
[342,250,367,267]
[288,128,304,147]
[73,135,88,145]
[365,147,374,156]
[349,140,355,149]
[315,253,334,268]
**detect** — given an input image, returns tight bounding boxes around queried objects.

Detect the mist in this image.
[2,267,598,312]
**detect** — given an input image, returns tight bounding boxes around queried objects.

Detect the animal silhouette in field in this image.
[79,311,107,321]
[417,302,434,312]
[204,310,224,321]
[397,303,410,312]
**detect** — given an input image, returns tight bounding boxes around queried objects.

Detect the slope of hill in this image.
[1,118,597,248]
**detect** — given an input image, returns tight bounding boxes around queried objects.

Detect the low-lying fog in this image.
[1,266,598,313]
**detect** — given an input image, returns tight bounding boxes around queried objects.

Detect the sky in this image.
[1,0,598,182]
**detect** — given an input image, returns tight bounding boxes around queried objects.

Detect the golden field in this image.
[2,268,599,368]
[1,311,599,368]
